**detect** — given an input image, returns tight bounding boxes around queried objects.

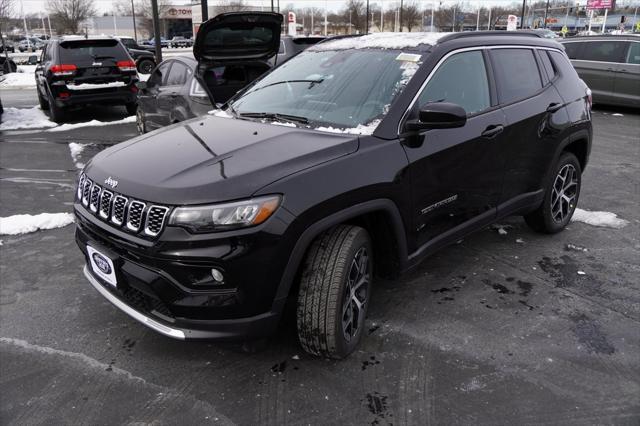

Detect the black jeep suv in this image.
[75,28,592,359]
[36,37,139,122]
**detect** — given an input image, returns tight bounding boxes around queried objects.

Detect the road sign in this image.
[587,0,615,10]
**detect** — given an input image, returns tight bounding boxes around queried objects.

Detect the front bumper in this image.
[83,265,280,340]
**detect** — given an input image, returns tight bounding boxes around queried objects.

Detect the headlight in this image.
[169,195,281,232]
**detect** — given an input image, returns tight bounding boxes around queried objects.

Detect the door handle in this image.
[481,125,504,139]
[546,102,563,113]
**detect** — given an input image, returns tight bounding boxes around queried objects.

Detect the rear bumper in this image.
[52,85,136,107]
[83,265,281,340]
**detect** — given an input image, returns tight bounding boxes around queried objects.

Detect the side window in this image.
[148,62,170,87]
[549,50,580,79]
[417,50,490,116]
[581,41,627,63]
[563,42,583,60]
[538,50,557,81]
[490,49,543,105]
[165,62,188,86]
[627,42,640,65]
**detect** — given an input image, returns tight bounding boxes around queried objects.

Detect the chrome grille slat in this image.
[89,184,102,213]
[76,176,170,238]
[111,196,128,226]
[99,190,113,219]
[145,206,169,237]
[126,201,145,232]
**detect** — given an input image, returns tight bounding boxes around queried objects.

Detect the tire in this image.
[136,108,146,134]
[47,93,65,123]
[137,58,155,74]
[38,88,49,110]
[296,225,373,359]
[125,102,137,116]
[524,152,582,234]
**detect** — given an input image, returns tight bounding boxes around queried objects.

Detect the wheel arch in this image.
[272,199,408,311]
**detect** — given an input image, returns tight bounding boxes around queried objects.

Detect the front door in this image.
[401,49,506,247]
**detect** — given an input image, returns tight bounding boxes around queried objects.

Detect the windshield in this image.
[229,48,423,133]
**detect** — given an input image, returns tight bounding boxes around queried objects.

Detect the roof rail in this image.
[438,30,543,43]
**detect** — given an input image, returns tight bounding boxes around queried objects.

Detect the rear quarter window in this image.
[58,39,129,62]
[490,48,543,105]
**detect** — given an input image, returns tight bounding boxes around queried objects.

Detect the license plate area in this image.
[87,245,117,287]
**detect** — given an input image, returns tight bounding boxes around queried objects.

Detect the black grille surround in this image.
[76,173,171,239]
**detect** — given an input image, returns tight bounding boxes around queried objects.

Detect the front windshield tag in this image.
[396,52,421,62]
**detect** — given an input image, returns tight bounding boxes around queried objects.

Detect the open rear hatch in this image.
[194,12,282,105]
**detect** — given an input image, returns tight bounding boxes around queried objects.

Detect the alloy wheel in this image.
[551,164,578,223]
[342,247,370,342]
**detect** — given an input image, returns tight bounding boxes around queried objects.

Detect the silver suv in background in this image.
[561,35,640,108]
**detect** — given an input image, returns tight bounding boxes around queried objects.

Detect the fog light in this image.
[211,268,224,282]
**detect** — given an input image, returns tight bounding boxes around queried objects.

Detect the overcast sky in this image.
[17,0,640,16]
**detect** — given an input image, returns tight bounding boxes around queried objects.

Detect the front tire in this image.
[525,152,581,234]
[297,225,373,359]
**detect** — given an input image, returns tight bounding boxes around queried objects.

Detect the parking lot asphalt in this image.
[1,104,639,425]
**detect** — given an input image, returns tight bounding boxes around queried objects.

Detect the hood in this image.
[84,116,358,205]
[194,12,282,62]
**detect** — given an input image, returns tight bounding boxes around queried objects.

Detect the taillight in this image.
[51,64,77,76]
[117,60,137,72]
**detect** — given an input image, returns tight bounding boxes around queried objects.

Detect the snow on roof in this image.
[310,32,448,51]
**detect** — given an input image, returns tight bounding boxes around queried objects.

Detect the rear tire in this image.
[38,89,49,111]
[296,225,373,359]
[524,152,581,234]
[137,58,155,74]
[47,93,65,123]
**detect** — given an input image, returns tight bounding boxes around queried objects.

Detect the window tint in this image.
[491,49,542,104]
[549,50,580,79]
[538,50,557,80]
[563,42,583,59]
[166,62,188,86]
[581,41,626,63]
[58,39,129,62]
[417,50,490,115]
[627,42,640,65]
[149,62,170,87]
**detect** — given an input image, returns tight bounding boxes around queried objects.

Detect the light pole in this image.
[399,0,403,32]
[131,0,138,41]
[520,0,526,29]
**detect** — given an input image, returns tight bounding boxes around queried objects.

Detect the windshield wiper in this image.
[239,112,309,125]
[251,79,324,93]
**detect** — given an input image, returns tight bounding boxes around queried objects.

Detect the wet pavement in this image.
[1,104,639,425]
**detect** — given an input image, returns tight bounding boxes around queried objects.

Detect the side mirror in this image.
[135,81,147,90]
[405,102,467,131]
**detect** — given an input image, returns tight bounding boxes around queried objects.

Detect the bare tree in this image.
[215,0,249,14]
[342,0,366,34]
[402,1,421,32]
[47,0,96,34]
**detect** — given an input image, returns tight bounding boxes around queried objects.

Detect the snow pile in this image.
[138,73,150,82]
[310,32,447,51]
[67,81,127,91]
[0,71,36,88]
[571,208,628,229]
[209,109,233,118]
[270,121,297,127]
[69,143,87,168]
[0,107,57,130]
[315,119,381,136]
[0,213,74,235]
[612,113,623,117]
[18,65,37,74]
[48,116,136,132]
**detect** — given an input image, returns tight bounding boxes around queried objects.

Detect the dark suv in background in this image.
[36,36,139,122]
[561,34,640,107]
[75,30,592,358]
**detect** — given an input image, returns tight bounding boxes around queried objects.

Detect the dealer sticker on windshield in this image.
[396,53,422,62]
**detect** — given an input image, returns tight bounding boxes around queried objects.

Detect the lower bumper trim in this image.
[84,265,186,339]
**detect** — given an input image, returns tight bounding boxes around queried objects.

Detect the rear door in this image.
[158,60,190,123]
[613,41,640,108]
[490,47,568,207]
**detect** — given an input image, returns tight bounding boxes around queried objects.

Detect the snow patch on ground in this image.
[310,32,447,51]
[491,224,512,235]
[269,121,297,127]
[47,116,135,132]
[138,73,150,82]
[67,81,127,90]
[0,213,74,235]
[68,143,87,168]
[571,208,628,229]
[612,113,623,117]
[0,107,57,130]
[0,70,36,88]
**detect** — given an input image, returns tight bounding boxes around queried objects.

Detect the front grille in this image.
[126,201,145,232]
[76,173,170,238]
